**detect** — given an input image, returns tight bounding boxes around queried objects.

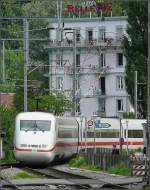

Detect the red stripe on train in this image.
[15,141,144,152]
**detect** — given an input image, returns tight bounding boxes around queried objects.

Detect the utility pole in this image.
[147,0,150,184]
[23,18,29,112]
[48,31,52,94]
[57,0,62,42]
[134,71,137,118]
[2,40,5,83]
[72,29,77,116]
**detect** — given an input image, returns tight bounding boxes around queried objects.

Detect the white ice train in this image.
[14,112,146,164]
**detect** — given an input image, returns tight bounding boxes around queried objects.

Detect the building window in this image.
[99,28,106,41]
[75,79,80,91]
[56,54,63,66]
[76,98,80,114]
[117,76,124,89]
[100,53,106,67]
[76,54,80,67]
[99,99,105,112]
[100,77,105,94]
[86,29,93,42]
[116,26,123,41]
[117,53,123,66]
[117,99,123,111]
[76,29,80,42]
[56,77,63,90]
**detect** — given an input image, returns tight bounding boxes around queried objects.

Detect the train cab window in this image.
[20,120,51,131]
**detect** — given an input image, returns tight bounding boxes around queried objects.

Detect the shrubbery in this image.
[0,106,18,161]
[69,156,132,176]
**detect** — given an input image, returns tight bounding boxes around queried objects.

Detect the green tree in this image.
[28,93,72,115]
[0,0,24,90]
[0,106,18,161]
[123,1,148,118]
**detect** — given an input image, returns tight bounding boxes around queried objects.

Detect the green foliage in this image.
[69,156,131,176]
[69,156,101,171]
[28,93,72,115]
[0,106,18,161]
[123,1,148,118]
[112,0,126,16]
[14,172,41,179]
[69,156,87,167]
[107,163,132,176]
[143,185,150,190]
[123,112,135,119]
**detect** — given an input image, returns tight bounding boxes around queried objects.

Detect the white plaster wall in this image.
[80,98,99,117]
[49,17,130,117]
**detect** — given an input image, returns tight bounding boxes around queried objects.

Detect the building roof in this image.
[50,16,127,24]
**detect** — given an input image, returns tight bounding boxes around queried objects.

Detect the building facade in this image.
[48,16,133,117]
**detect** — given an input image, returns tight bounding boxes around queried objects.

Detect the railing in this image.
[81,148,130,171]
[48,37,122,48]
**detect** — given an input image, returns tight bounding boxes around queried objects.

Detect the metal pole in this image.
[23,18,29,112]
[126,120,129,155]
[134,71,138,118]
[147,0,150,184]
[57,0,62,42]
[48,28,52,94]
[93,117,96,154]
[72,29,76,116]
[80,116,83,149]
[85,117,87,154]
[2,40,5,83]
[0,138,3,159]
[119,118,122,155]
[0,1,2,188]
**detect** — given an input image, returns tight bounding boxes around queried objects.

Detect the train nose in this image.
[15,150,55,164]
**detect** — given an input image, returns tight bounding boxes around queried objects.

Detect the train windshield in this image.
[20,120,51,131]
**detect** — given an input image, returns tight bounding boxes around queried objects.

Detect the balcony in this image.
[75,89,106,99]
[48,37,122,50]
[65,65,110,75]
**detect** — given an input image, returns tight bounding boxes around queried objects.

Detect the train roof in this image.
[121,119,146,128]
[16,112,78,123]
[16,112,55,120]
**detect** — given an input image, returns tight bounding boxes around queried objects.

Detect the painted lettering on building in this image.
[67,0,112,14]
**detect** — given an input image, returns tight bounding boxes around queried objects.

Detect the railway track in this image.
[0,163,128,190]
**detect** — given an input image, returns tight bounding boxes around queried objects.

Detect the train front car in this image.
[14,112,56,164]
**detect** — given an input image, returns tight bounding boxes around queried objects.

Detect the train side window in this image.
[83,131,94,138]
[99,129,119,138]
[58,127,78,138]
[83,130,119,138]
[128,130,143,138]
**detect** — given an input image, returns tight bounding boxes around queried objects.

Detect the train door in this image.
[75,117,85,153]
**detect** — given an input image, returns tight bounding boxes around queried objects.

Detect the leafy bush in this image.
[0,106,18,161]
[107,163,132,176]
[69,157,131,175]
[69,156,101,171]
[69,156,87,167]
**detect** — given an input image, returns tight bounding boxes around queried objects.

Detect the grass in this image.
[143,185,150,190]
[69,156,101,171]
[107,163,132,176]
[13,172,42,179]
[69,156,132,176]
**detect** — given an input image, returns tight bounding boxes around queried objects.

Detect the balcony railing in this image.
[48,37,122,49]
[66,65,110,75]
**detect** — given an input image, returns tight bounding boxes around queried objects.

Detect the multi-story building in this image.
[47,16,133,117]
